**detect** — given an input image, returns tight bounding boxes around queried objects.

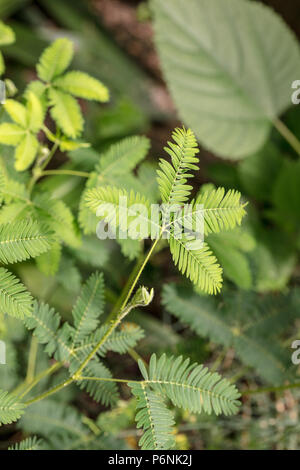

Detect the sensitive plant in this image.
[0,0,299,451]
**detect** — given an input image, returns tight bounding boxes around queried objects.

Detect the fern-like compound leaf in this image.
[194,187,247,235]
[8,436,44,450]
[33,193,81,248]
[36,242,62,276]
[1,179,29,205]
[78,136,150,237]
[129,382,175,450]
[98,323,145,357]
[162,284,232,346]
[71,272,105,345]
[157,127,199,206]
[18,400,86,438]
[23,301,63,357]
[0,219,53,264]
[37,38,74,82]
[0,202,29,225]
[0,268,33,318]
[73,323,144,358]
[140,354,241,416]
[70,356,119,406]
[169,236,223,294]
[162,284,293,384]
[0,389,25,425]
[95,135,150,179]
[85,186,152,239]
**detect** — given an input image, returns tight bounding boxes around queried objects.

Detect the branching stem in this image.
[23,237,161,405]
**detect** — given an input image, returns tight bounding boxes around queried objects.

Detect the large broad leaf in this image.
[152,0,300,159]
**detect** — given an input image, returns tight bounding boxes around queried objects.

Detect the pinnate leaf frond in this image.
[139,354,241,416]
[194,187,247,235]
[157,127,199,205]
[169,236,223,294]
[0,218,53,264]
[0,389,25,425]
[0,267,33,318]
[130,382,175,450]
[8,436,44,450]
[71,272,105,345]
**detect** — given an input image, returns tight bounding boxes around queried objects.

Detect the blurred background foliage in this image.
[0,0,300,450]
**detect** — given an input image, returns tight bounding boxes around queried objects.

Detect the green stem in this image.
[82,416,101,436]
[73,237,161,378]
[273,118,300,156]
[210,349,227,373]
[243,381,300,396]
[119,237,161,313]
[23,237,160,404]
[24,376,74,406]
[27,141,59,195]
[40,141,59,172]
[106,251,145,322]
[40,169,90,178]
[18,362,62,400]
[25,336,39,385]
[73,317,123,379]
